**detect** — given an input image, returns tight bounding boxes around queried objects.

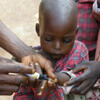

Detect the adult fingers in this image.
[76,80,91,93]
[0,84,19,94]
[72,64,87,74]
[66,71,89,86]
[0,63,33,74]
[0,56,17,64]
[32,54,55,79]
[79,79,97,94]
[0,74,28,85]
[70,86,78,94]
[0,91,13,95]
[73,80,91,94]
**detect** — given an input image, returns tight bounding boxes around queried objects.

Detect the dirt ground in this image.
[0,0,41,99]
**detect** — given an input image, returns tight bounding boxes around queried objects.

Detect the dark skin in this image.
[22,3,78,95]
[66,61,100,94]
[0,56,34,95]
[97,0,100,8]
[0,20,55,95]
[0,0,99,96]
[65,0,100,95]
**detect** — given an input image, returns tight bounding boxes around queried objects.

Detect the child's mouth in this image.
[51,54,63,59]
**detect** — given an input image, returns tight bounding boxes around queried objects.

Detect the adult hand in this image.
[0,57,33,95]
[21,54,55,79]
[97,0,100,8]
[65,61,100,94]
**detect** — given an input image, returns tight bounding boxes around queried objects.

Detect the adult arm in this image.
[0,20,55,79]
[92,0,100,21]
[97,0,100,8]
[0,20,35,60]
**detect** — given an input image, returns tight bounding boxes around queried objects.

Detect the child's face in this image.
[37,15,77,60]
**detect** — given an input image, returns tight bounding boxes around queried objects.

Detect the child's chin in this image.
[51,55,62,60]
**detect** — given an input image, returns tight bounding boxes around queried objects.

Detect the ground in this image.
[0,0,41,99]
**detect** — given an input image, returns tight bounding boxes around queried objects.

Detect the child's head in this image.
[36,0,78,60]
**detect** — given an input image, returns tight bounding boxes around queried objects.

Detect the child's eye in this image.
[44,38,52,42]
[63,39,72,43]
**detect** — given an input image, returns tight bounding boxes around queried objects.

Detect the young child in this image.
[14,0,89,100]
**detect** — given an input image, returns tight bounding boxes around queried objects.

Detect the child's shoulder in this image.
[74,40,88,51]
[70,40,88,57]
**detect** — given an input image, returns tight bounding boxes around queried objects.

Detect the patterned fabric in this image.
[86,79,100,100]
[14,40,89,100]
[76,0,100,51]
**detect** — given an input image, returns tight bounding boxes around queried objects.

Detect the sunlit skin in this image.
[35,5,78,93]
[36,13,77,61]
[22,0,78,95]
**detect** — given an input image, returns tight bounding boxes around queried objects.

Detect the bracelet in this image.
[60,70,76,80]
[59,70,76,94]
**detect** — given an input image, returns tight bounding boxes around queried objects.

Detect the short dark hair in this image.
[39,0,78,26]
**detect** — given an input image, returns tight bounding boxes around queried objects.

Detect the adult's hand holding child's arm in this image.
[65,61,100,94]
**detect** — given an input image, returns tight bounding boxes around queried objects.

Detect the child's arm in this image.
[54,72,70,86]
[37,72,70,96]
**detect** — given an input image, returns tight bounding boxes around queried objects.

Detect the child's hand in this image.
[47,78,58,90]
[37,78,58,96]
[21,54,55,79]
[21,56,43,88]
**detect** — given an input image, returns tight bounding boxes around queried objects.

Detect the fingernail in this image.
[35,63,39,66]
[52,74,56,79]
[63,83,67,87]
[29,63,34,68]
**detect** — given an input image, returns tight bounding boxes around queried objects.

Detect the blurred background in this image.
[0,0,41,99]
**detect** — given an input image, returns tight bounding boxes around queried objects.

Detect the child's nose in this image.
[55,41,61,50]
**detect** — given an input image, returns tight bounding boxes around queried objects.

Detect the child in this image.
[14,0,89,100]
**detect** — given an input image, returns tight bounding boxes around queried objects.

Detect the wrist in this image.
[55,72,70,86]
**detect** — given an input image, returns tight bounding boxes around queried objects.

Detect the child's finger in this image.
[21,55,33,66]
[37,80,47,96]
[48,78,57,87]
[32,54,55,79]
[35,63,43,74]
[29,62,35,73]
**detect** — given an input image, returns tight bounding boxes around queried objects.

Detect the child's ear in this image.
[35,23,40,36]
